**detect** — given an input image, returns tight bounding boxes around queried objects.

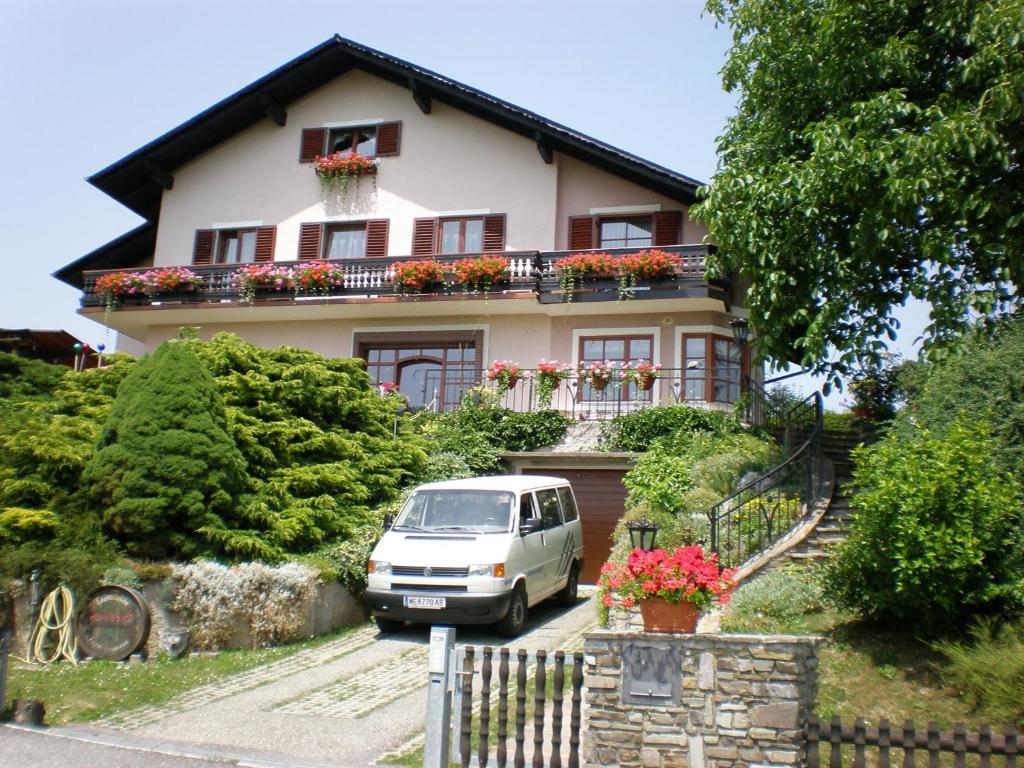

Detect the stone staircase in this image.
[776,430,865,567]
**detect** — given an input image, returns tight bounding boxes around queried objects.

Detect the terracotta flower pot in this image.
[639,598,699,633]
[639,376,655,391]
[591,377,609,391]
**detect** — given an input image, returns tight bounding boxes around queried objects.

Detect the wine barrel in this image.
[76,585,151,661]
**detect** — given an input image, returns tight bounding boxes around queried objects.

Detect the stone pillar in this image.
[583,631,821,768]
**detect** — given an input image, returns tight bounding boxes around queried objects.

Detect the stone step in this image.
[788,550,828,560]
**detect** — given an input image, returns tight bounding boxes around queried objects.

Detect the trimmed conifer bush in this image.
[83,341,247,559]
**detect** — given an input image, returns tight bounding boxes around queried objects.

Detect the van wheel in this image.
[556,563,579,606]
[496,585,528,638]
[374,616,405,634]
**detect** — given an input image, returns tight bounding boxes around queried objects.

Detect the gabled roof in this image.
[58,35,704,287]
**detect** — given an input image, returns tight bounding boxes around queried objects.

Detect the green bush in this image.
[624,430,780,513]
[0,352,64,400]
[934,620,1024,726]
[822,411,857,433]
[492,410,571,452]
[607,504,709,564]
[825,420,1024,631]
[83,341,249,560]
[600,405,741,452]
[721,568,825,633]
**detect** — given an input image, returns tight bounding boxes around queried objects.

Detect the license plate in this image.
[404,596,446,609]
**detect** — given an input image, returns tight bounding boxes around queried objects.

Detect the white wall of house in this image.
[153,70,559,265]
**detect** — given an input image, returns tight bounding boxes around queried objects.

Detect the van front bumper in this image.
[364,589,513,625]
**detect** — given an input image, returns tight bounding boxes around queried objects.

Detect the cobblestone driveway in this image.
[56,591,597,768]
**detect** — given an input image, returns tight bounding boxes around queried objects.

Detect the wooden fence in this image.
[456,646,584,768]
[807,716,1022,767]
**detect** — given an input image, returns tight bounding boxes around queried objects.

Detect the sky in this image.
[0,0,928,407]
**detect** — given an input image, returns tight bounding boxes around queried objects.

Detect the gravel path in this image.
[47,591,598,768]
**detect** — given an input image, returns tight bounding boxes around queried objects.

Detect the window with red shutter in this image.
[412,218,439,256]
[192,229,215,265]
[300,122,402,162]
[568,216,595,250]
[298,220,390,259]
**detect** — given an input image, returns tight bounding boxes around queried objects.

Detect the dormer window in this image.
[328,126,377,157]
[299,122,401,162]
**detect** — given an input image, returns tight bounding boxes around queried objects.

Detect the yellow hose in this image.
[14,585,79,665]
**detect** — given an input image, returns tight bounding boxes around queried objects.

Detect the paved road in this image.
[7,591,597,768]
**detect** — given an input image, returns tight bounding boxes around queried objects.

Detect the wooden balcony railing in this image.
[79,245,717,309]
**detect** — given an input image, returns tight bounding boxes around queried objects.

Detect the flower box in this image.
[313,151,378,187]
[391,259,445,294]
[453,255,509,293]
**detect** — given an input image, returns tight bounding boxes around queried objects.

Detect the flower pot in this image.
[591,377,609,391]
[639,598,699,633]
[639,376,655,391]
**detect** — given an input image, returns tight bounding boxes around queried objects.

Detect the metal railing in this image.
[78,244,714,308]
[708,381,824,568]
[398,368,745,419]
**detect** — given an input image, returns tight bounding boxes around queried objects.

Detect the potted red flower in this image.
[598,547,736,633]
[391,259,445,294]
[313,151,378,190]
[623,361,662,391]
[94,271,149,310]
[487,360,522,393]
[534,359,571,408]
[453,255,509,293]
[232,264,295,304]
[580,360,621,392]
[141,267,203,296]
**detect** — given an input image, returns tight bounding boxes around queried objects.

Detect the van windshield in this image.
[394,490,515,534]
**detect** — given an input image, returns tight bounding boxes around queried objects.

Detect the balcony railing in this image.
[79,244,717,309]
[387,367,743,419]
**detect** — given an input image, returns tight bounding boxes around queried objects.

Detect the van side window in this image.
[519,493,538,525]
[535,488,563,529]
[557,487,578,522]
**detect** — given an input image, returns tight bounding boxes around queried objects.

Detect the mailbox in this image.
[621,642,681,707]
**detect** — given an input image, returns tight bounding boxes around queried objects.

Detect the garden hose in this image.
[14,585,79,665]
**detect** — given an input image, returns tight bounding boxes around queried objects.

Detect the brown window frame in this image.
[326,125,378,157]
[216,228,259,264]
[437,216,485,255]
[322,222,369,259]
[577,333,656,402]
[680,332,748,404]
[353,330,484,412]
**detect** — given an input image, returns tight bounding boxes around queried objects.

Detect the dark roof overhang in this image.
[54,222,155,288]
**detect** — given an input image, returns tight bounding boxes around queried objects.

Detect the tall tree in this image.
[83,341,247,559]
[695,0,1023,384]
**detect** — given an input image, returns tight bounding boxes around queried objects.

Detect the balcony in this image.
[391,367,742,418]
[79,244,721,311]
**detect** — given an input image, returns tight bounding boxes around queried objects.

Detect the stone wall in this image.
[9,578,366,659]
[584,630,821,768]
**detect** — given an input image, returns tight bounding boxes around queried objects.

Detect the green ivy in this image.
[600,405,741,452]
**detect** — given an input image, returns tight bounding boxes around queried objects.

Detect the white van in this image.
[364,475,584,637]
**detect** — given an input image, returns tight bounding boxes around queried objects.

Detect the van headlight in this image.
[469,563,505,578]
[368,560,391,575]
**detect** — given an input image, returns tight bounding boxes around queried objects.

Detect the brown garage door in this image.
[523,468,627,584]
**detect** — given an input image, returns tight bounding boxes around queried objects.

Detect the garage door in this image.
[522,468,628,584]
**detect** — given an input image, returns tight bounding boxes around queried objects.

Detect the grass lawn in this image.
[723,606,1007,729]
[5,622,368,725]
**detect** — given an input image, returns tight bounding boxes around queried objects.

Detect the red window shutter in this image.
[365,219,390,258]
[482,214,507,252]
[376,121,401,157]
[568,216,595,250]
[298,223,323,260]
[299,128,327,163]
[652,211,683,247]
[254,226,276,263]
[411,218,438,256]
[192,229,215,265]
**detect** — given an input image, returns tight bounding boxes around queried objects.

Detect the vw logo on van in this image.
[423,567,432,577]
